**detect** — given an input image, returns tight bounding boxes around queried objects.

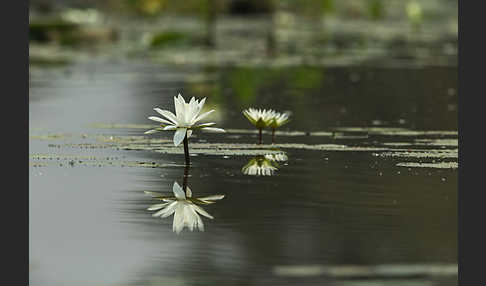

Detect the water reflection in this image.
[242,152,288,176]
[145,167,225,234]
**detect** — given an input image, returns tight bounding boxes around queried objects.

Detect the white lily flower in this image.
[241,156,279,176]
[267,110,291,144]
[145,93,225,146]
[242,108,278,144]
[242,108,276,128]
[146,182,225,234]
[268,111,291,129]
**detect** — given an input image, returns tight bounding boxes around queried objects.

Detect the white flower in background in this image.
[145,182,225,234]
[145,93,225,146]
[242,108,276,129]
[243,108,278,144]
[268,111,291,129]
[264,152,288,162]
[267,110,291,144]
[241,156,279,176]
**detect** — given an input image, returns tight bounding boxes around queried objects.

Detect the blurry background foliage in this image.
[29,0,457,79]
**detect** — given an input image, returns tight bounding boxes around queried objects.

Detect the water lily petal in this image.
[154,108,179,125]
[199,194,225,202]
[173,182,186,200]
[188,98,199,123]
[148,116,172,125]
[193,109,215,124]
[186,206,199,232]
[173,128,187,146]
[174,95,184,122]
[197,97,206,114]
[201,127,226,133]
[147,202,170,211]
[187,130,193,138]
[159,201,178,218]
[194,122,216,128]
[144,191,163,197]
[173,204,185,233]
[186,186,192,198]
[193,204,214,219]
[144,129,159,134]
[177,93,185,103]
[152,201,177,217]
[196,212,205,231]
[163,125,177,131]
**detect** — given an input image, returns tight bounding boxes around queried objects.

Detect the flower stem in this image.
[183,165,190,192]
[272,128,275,144]
[183,133,190,166]
[258,128,262,145]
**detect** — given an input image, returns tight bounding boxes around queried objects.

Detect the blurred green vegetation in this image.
[30,18,118,46]
[29,56,71,66]
[281,0,335,18]
[290,66,324,90]
[189,66,324,107]
[367,0,385,20]
[229,67,267,105]
[123,0,224,17]
[149,31,190,48]
[29,20,79,43]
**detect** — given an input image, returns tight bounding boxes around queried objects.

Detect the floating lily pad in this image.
[30,154,172,169]
[333,127,457,136]
[396,162,458,169]
[89,123,154,129]
[30,133,74,140]
[382,138,458,147]
[378,149,458,159]
[414,139,458,146]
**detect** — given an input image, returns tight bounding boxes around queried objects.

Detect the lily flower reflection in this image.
[264,152,289,162]
[145,182,224,234]
[242,152,288,176]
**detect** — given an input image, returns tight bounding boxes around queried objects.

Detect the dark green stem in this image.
[258,128,262,145]
[182,165,190,192]
[183,133,190,166]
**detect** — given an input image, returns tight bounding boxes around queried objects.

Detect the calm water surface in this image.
[29,60,457,286]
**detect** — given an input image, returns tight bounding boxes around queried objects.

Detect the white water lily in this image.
[268,111,291,129]
[241,156,279,176]
[145,93,225,146]
[267,110,291,144]
[242,108,276,128]
[146,182,225,234]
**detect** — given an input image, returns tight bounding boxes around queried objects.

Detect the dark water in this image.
[29,60,457,286]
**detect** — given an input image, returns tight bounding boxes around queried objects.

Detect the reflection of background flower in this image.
[146,182,224,234]
[242,152,288,176]
[264,152,288,162]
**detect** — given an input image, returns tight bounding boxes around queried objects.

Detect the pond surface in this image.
[29,59,457,286]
